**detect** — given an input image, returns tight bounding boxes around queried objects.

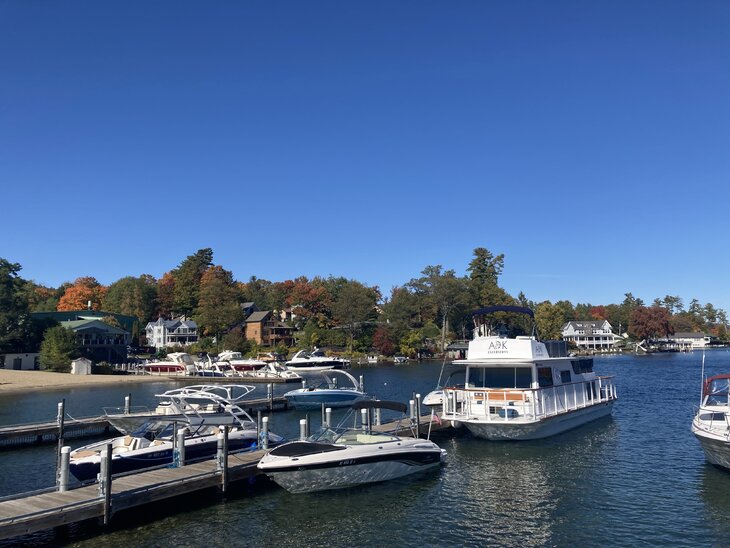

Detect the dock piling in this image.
[55,400,65,488]
[267,383,274,410]
[361,408,368,431]
[58,446,70,492]
[299,419,307,441]
[416,394,421,438]
[124,394,131,414]
[375,407,381,426]
[262,417,269,450]
[176,428,187,467]
[325,407,332,428]
[99,443,113,525]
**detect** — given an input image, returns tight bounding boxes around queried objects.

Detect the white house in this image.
[561,320,620,350]
[672,332,711,350]
[145,316,199,349]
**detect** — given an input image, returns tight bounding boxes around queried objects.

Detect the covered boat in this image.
[440,306,617,440]
[257,400,445,493]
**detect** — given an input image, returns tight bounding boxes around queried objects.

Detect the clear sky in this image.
[1,1,729,311]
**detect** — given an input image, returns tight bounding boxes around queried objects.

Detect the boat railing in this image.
[103,405,153,417]
[443,376,617,422]
[692,405,730,438]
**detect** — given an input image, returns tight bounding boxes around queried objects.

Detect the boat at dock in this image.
[142,352,198,375]
[216,350,268,372]
[257,400,446,493]
[692,374,730,469]
[237,362,301,381]
[285,348,350,371]
[440,306,617,440]
[283,370,372,409]
[72,385,285,481]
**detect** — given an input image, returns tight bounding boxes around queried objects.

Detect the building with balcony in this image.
[145,316,199,349]
[245,311,295,347]
[561,320,620,350]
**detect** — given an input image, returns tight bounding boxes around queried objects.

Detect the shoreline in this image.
[0,370,169,395]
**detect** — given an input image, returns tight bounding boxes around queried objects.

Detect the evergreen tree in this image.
[0,259,34,353]
[172,248,214,317]
[195,265,244,346]
[39,326,80,372]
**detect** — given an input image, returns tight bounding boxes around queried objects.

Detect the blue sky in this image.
[1,1,729,311]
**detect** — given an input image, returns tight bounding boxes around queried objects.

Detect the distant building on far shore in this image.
[145,316,199,349]
[561,320,620,351]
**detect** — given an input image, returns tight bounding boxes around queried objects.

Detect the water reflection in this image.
[699,464,730,540]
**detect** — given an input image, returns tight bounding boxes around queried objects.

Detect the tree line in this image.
[0,248,727,369]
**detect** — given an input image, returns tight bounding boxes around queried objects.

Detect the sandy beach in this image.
[0,370,166,395]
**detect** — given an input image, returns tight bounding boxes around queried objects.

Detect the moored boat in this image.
[257,400,446,493]
[283,370,372,409]
[72,384,284,481]
[692,374,730,469]
[142,352,197,375]
[285,348,350,371]
[440,306,617,440]
[217,350,267,372]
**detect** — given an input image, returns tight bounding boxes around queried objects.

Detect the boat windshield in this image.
[132,420,181,440]
[467,367,532,389]
[705,378,730,405]
[309,427,399,445]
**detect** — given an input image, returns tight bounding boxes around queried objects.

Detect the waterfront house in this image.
[671,332,712,350]
[0,353,40,370]
[145,316,199,350]
[61,319,130,362]
[561,320,620,351]
[245,311,295,347]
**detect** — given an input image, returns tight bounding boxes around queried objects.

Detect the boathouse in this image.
[561,320,620,351]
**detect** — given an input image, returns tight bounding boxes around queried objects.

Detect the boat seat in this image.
[73,450,97,458]
[355,434,386,444]
[151,439,167,446]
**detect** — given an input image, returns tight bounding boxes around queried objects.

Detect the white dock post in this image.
[359,375,364,392]
[299,419,307,440]
[361,408,368,431]
[415,394,422,438]
[124,394,131,414]
[325,407,332,428]
[216,430,225,471]
[176,427,187,467]
[262,417,269,450]
[267,383,274,410]
[409,399,416,425]
[302,378,307,389]
[375,407,381,426]
[58,446,70,492]
[55,400,65,488]
[99,443,113,525]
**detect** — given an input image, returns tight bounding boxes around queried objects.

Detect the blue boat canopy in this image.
[471,305,534,318]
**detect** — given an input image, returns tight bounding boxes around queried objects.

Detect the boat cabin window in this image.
[705,378,730,406]
[537,367,553,388]
[571,358,594,375]
[560,370,572,383]
[468,367,532,389]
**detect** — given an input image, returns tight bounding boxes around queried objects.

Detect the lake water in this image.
[2,351,730,547]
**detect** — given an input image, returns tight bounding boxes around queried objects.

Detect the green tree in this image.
[0,259,33,353]
[39,326,80,372]
[331,280,378,353]
[534,301,565,340]
[172,248,214,317]
[103,275,158,324]
[195,265,244,347]
[409,265,466,351]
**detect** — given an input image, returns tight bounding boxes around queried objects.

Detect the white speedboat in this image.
[440,306,617,440]
[142,352,197,375]
[72,385,284,482]
[692,374,730,469]
[285,348,350,371]
[217,350,267,372]
[283,370,372,409]
[257,400,446,493]
[238,362,302,381]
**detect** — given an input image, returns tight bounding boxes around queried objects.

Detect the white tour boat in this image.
[440,306,617,440]
[217,350,267,372]
[692,374,730,469]
[257,400,446,493]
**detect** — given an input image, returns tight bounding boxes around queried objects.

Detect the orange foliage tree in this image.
[57,277,107,311]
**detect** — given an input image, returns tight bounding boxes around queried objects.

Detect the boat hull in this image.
[693,428,730,470]
[285,391,369,410]
[463,401,614,441]
[262,448,443,493]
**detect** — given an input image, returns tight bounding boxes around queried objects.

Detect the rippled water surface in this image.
[2,351,730,546]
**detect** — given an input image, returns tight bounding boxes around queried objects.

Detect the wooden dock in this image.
[0,396,288,449]
[0,450,263,541]
[0,412,451,542]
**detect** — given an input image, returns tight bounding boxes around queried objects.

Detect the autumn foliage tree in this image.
[628,305,674,340]
[195,266,244,343]
[57,277,107,311]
